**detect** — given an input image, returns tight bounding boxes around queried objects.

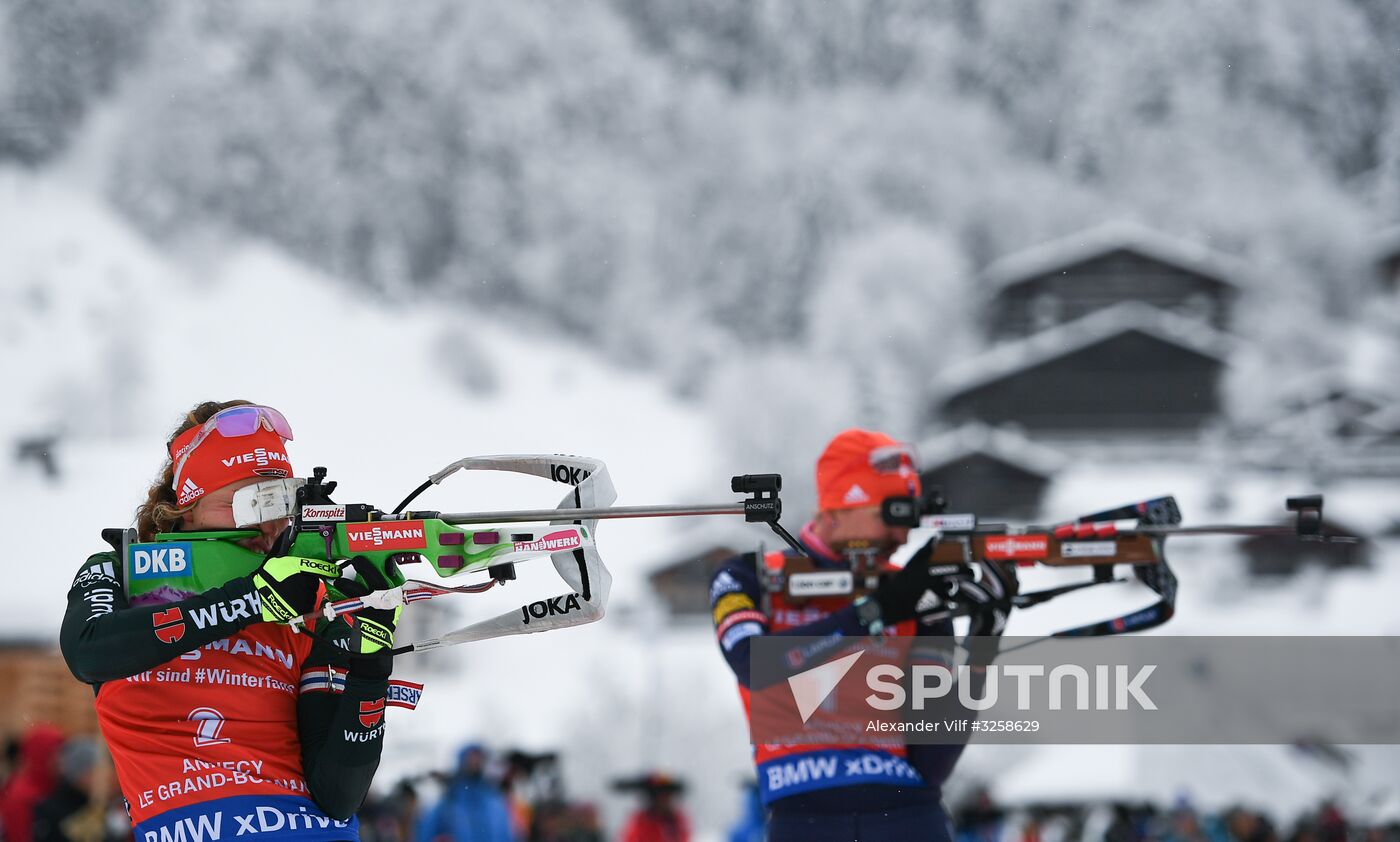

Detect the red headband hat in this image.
[816,428,921,513]
[169,417,294,508]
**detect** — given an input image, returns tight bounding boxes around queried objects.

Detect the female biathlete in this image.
[61,400,398,842]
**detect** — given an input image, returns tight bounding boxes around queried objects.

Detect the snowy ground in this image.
[5,170,1400,837]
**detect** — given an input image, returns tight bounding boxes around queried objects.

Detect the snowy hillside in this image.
[0,170,732,616]
[8,3,1400,838]
[7,170,1400,834]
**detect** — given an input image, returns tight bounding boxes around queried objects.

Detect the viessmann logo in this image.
[221,448,290,469]
[345,521,427,551]
[983,535,1049,560]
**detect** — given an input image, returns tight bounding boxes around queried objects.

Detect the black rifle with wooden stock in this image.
[765,491,1345,641]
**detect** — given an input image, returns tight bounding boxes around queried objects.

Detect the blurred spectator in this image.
[358,779,420,842]
[501,757,532,841]
[392,780,421,842]
[417,744,516,842]
[1288,821,1320,842]
[1223,807,1278,842]
[1159,805,1210,842]
[530,801,602,842]
[955,787,1006,842]
[612,773,688,842]
[942,798,1400,842]
[500,750,561,841]
[1105,803,1131,842]
[32,737,124,842]
[4,735,21,781]
[1037,810,1075,842]
[1011,807,1077,842]
[725,782,763,842]
[0,724,66,842]
[1315,801,1347,842]
[1017,810,1046,842]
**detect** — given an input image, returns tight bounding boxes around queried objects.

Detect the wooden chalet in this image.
[1260,370,1393,441]
[917,424,1065,519]
[931,302,1234,435]
[647,545,739,618]
[983,222,1246,340]
[0,643,99,740]
[1376,226,1400,295]
[1351,404,1400,444]
[1330,406,1400,476]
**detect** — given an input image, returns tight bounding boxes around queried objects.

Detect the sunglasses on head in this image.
[171,405,293,491]
[868,443,919,475]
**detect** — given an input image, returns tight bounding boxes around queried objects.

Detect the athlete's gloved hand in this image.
[335,556,403,657]
[961,560,1019,666]
[867,536,949,627]
[251,535,343,623]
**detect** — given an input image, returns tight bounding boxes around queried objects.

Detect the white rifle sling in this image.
[410,455,615,650]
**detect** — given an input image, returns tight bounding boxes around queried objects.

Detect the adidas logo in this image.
[914,589,941,614]
[178,478,205,506]
[843,484,870,505]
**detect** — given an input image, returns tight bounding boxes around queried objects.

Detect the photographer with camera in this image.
[710,429,1015,842]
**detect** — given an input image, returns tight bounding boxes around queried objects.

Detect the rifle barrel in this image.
[958,523,1301,536]
[958,523,1356,541]
[1133,523,1351,538]
[429,503,746,525]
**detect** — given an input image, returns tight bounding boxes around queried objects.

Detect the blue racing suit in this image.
[710,524,964,842]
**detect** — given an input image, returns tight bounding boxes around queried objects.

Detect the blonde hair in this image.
[134,400,253,540]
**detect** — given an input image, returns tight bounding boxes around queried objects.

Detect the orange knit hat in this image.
[815,429,921,512]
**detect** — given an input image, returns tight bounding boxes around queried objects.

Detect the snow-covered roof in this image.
[1250,368,1395,443]
[1271,367,1391,416]
[1350,403,1400,437]
[917,423,1068,478]
[647,545,739,579]
[641,518,766,577]
[1256,382,1400,444]
[1374,224,1400,263]
[981,221,1252,294]
[931,301,1238,402]
[1255,403,1363,443]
